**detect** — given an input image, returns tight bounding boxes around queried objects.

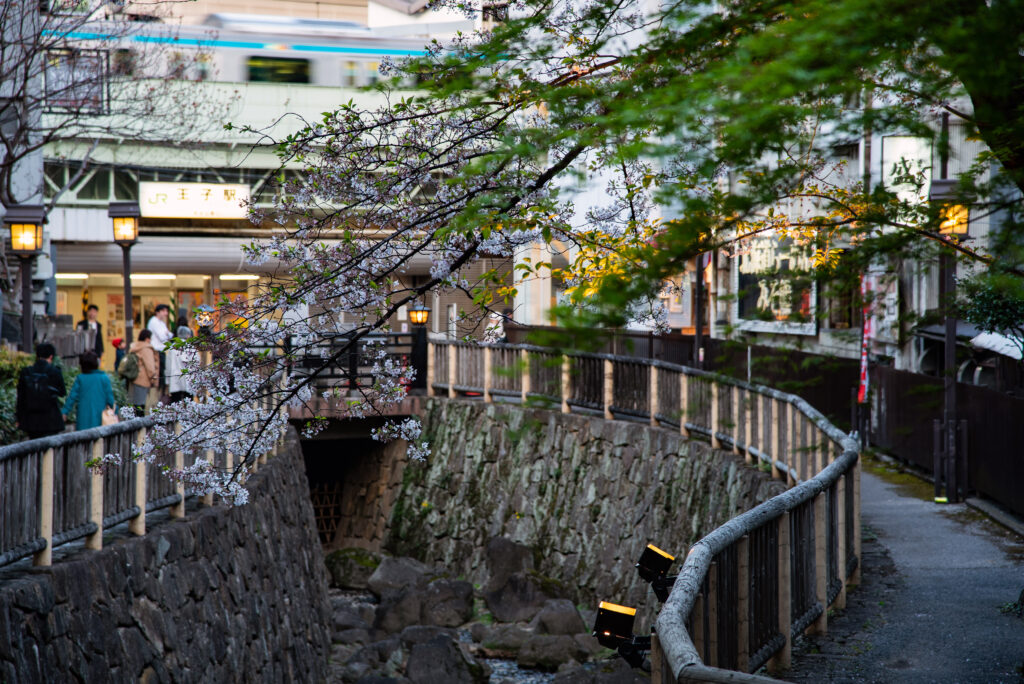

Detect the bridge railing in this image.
[428,340,861,683]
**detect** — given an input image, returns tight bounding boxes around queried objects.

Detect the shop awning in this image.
[970,331,1024,360]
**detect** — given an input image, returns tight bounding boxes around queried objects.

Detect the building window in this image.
[365,61,380,85]
[246,57,310,84]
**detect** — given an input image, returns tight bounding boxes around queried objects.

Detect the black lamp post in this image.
[409,301,430,390]
[929,149,969,503]
[4,205,46,353]
[110,202,140,348]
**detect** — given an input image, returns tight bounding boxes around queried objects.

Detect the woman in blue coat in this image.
[62,351,116,430]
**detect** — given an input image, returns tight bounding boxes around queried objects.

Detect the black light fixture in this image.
[593,601,650,668]
[5,204,46,353]
[636,543,677,602]
[408,300,431,326]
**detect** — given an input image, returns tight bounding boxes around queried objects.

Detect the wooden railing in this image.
[0,400,284,570]
[429,340,861,683]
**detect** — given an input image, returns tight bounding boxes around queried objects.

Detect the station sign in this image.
[139,182,251,219]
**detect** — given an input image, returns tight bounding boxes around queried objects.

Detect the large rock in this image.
[343,637,406,682]
[368,557,435,598]
[484,537,534,592]
[484,571,565,623]
[326,548,382,590]
[516,634,580,671]
[530,599,586,635]
[420,579,474,627]
[405,634,490,684]
[374,591,423,635]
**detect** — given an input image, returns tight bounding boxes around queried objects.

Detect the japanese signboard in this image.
[731,234,817,335]
[139,182,251,219]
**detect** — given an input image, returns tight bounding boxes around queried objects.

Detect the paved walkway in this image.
[785,463,1024,683]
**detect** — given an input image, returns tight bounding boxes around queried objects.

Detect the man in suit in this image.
[76,304,104,359]
[16,343,67,440]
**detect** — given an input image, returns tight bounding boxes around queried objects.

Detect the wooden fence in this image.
[429,340,861,683]
[0,386,286,570]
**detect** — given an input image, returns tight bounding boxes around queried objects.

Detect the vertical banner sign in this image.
[858,274,873,404]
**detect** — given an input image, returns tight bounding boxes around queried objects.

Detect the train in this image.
[58,11,470,89]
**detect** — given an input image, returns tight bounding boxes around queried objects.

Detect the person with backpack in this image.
[16,342,67,440]
[124,329,159,415]
[62,351,115,430]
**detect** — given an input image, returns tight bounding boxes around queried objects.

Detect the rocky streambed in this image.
[325,540,650,683]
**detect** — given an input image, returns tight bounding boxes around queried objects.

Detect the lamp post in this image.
[4,205,46,353]
[110,202,140,349]
[408,301,430,390]
[929,150,970,503]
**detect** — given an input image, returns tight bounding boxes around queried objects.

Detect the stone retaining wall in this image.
[0,430,331,683]
[385,399,786,611]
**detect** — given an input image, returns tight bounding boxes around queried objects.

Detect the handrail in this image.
[428,339,861,682]
[0,379,288,571]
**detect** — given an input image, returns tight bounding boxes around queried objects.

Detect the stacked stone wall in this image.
[385,399,785,611]
[0,430,331,683]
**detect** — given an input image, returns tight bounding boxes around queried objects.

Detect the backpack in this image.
[22,369,57,407]
[118,352,140,381]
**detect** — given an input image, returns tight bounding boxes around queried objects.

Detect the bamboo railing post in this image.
[603,359,614,420]
[87,438,104,550]
[707,561,719,667]
[483,346,493,403]
[130,428,147,536]
[680,373,690,438]
[521,349,530,403]
[171,424,185,518]
[811,491,828,635]
[836,476,848,610]
[649,365,659,427]
[202,449,215,506]
[560,355,571,414]
[426,341,435,397]
[650,630,663,684]
[448,343,457,399]
[33,448,55,567]
[711,382,722,449]
[768,511,792,673]
[733,386,742,457]
[787,403,797,486]
[745,390,754,465]
[771,399,782,481]
[852,456,862,584]
[737,535,751,672]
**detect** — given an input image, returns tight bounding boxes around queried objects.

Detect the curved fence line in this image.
[428,340,861,683]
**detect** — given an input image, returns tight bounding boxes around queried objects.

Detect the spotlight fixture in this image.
[636,543,677,602]
[592,601,651,668]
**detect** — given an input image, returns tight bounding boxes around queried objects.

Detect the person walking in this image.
[62,351,115,430]
[15,342,67,440]
[76,304,104,359]
[166,325,198,403]
[129,329,160,415]
[112,337,126,369]
[147,304,173,393]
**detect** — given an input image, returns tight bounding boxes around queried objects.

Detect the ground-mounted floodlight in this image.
[636,543,677,602]
[592,601,650,668]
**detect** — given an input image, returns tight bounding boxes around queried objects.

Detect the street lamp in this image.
[4,205,46,353]
[408,301,431,326]
[110,201,140,349]
[591,601,650,668]
[929,172,969,503]
[408,301,430,390]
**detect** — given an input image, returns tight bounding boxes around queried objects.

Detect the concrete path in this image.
[785,463,1024,683]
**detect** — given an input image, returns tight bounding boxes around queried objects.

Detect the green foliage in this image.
[960,272,1024,360]
[0,349,33,445]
